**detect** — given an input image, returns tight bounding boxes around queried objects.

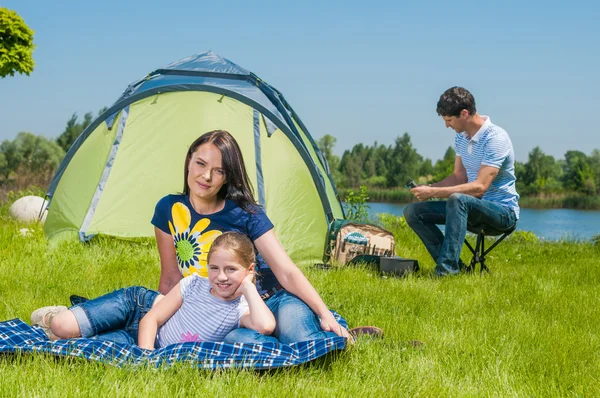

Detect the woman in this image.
[151,130,352,344]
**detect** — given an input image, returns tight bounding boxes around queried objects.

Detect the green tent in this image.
[44,51,344,262]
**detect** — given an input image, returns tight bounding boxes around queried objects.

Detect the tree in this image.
[317,134,336,160]
[56,112,94,151]
[339,144,367,187]
[432,146,456,182]
[0,132,65,183]
[589,149,600,194]
[562,150,595,194]
[0,139,21,180]
[514,161,527,193]
[387,133,422,187]
[15,132,65,174]
[373,143,391,179]
[521,146,561,194]
[317,134,343,187]
[0,8,35,77]
[419,158,434,179]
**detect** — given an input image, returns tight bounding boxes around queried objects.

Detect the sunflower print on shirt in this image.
[168,202,222,277]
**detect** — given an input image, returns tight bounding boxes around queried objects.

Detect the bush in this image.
[510,230,539,243]
[343,186,370,222]
[0,132,64,189]
[377,213,407,231]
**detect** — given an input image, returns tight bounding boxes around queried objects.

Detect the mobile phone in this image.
[405,179,417,189]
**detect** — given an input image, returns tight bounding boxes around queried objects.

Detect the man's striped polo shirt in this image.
[455,116,520,218]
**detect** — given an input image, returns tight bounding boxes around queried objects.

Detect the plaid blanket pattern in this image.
[0,315,347,369]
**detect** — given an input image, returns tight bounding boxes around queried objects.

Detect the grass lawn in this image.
[1,198,599,397]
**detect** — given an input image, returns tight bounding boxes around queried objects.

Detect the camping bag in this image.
[323,220,395,265]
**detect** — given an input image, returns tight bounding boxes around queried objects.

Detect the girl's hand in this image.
[236,269,256,296]
[320,313,352,341]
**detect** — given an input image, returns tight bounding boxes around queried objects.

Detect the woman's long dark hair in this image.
[183,130,257,212]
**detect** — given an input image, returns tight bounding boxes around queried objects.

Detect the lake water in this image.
[366,202,600,241]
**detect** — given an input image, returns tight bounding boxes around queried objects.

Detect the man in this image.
[403,87,519,276]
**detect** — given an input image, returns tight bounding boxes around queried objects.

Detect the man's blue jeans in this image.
[223,290,338,344]
[403,193,517,275]
[70,286,160,346]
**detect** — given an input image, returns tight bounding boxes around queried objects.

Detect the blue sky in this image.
[1,0,599,162]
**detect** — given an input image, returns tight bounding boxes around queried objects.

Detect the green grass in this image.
[1,198,599,397]
[519,194,600,210]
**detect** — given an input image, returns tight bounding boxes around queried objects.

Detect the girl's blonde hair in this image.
[207,232,256,270]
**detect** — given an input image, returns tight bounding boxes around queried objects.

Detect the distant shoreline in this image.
[338,188,600,210]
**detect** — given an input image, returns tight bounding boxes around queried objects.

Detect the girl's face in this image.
[207,247,251,300]
[187,143,227,202]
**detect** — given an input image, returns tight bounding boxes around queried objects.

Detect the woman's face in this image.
[187,143,227,202]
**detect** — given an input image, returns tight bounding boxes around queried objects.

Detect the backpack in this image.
[323,219,396,265]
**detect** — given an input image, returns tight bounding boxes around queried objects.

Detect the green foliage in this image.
[340,187,414,204]
[518,147,563,195]
[56,107,108,152]
[517,194,600,210]
[365,175,387,188]
[562,150,596,195]
[329,131,599,206]
[0,139,21,180]
[15,132,65,173]
[56,112,94,152]
[1,185,46,206]
[339,143,367,187]
[387,133,422,187]
[419,158,434,178]
[590,149,600,193]
[317,134,343,188]
[0,152,6,174]
[432,146,455,182]
[344,185,370,222]
[510,230,539,243]
[376,213,407,231]
[0,132,65,186]
[0,8,35,78]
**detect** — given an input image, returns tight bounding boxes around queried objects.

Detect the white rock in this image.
[19,228,31,236]
[9,195,48,223]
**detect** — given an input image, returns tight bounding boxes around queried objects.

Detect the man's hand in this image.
[411,185,436,201]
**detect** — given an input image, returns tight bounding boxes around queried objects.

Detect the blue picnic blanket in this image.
[0,318,347,369]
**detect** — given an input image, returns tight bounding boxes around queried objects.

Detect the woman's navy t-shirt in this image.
[151,194,278,296]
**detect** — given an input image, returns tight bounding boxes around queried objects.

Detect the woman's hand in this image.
[255,231,354,340]
[320,312,352,340]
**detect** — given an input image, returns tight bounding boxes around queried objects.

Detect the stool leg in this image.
[480,236,488,274]
[464,238,475,273]
[466,257,476,274]
[474,232,483,271]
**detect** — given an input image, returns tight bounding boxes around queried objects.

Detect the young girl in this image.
[31,232,276,350]
[152,130,353,344]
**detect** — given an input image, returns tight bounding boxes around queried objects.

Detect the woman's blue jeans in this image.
[223,290,338,344]
[70,286,159,346]
[403,193,517,275]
